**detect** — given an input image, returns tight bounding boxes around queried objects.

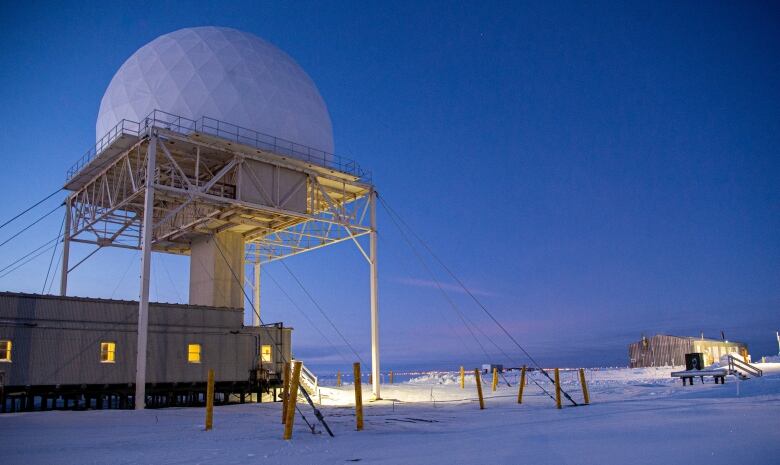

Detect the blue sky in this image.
[0,1,778,371]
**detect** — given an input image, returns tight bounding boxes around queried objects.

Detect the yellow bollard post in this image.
[492,367,498,392]
[281,361,291,424]
[337,369,341,387]
[459,366,465,389]
[283,361,302,440]
[554,368,562,409]
[579,368,590,405]
[205,368,215,430]
[517,365,526,404]
[353,362,364,431]
[389,370,394,384]
[474,369,485,409]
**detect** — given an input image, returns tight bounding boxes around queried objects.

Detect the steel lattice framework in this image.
[60,110,382,401]
[63,111,373,263]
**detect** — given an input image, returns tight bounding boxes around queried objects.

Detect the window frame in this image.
[0,339,11,363]
[260,344,272,363]
[100,341,116,364]
[187,343,202,364]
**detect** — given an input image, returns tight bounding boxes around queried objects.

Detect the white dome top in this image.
[97,26,334,153]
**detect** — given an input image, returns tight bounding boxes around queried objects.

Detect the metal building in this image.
[628,334,749,368]
[0,292,290,412]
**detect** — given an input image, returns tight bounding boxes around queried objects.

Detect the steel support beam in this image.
[369,190,380,399]
[252,260,261,326]
[135,134,157,410]
[59,198,71,296]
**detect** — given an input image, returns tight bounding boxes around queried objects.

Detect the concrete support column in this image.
[369,190,380,399]
[135,134,157,410]
[59,197,72,296]
[189,231,244,309]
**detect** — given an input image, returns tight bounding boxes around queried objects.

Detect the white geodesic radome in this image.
[96,26,334,153]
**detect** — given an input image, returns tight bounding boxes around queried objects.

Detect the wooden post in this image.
[578,368,590,405]
[554,368,562,409]
[205,368,215,430]
[491,367,498,392]
[459,366,465,389]
[517,365,526,404]
[283,361,302,440]
[474,369,485,409]
[389,370,394,384]
[337,370,341,387]
[369,372,372,385]
[281,361,291,424]
[354,362,364,431]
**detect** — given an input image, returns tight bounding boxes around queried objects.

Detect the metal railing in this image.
[66,119,143,180]
[727,355,763,378]
[66,109,371,182]
[298,361,319,393]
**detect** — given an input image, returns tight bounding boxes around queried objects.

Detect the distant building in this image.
[481,364,504,373]
[628,334,749,368]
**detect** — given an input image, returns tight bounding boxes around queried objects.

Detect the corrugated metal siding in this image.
[0,292,242,328]
[628,335,693,367]
[628,334,749,368]
[0,293,292,387]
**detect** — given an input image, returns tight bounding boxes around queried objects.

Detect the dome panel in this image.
[97,26,334,153]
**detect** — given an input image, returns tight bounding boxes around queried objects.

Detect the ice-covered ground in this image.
[2,363,779,464]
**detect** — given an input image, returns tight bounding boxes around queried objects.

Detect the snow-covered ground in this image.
[2,363,779,464]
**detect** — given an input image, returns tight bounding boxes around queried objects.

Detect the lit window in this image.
[188,343,201,363]
[100,342,116,363]
[0,340,11,362]
[260,345,272,363]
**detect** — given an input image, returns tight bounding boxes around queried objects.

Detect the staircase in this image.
[297,362,319,396]
[727,355,763,379]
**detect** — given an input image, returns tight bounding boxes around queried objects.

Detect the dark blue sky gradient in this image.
[0,1,778,370]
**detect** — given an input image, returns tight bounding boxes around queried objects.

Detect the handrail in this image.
[66,109,371,183]
[66,119,143,180]
[728,355,763,377]
[299,362,319,391]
